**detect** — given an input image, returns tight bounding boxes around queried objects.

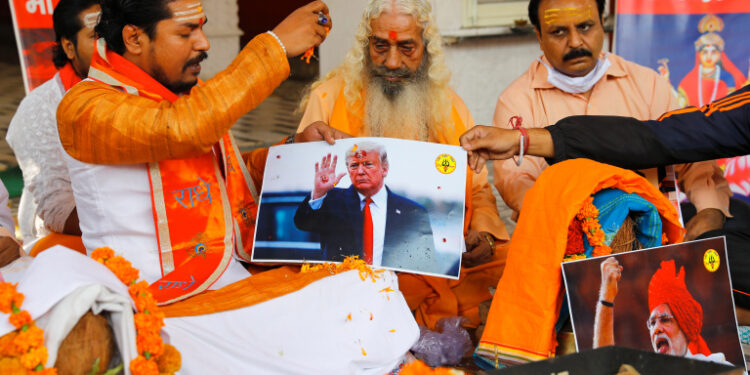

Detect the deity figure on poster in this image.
[660,14,750,198]
[676,14,747,108]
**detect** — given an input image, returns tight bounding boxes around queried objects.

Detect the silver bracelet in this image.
[266,30,287,56]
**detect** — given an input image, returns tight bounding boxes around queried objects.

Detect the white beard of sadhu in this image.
[364,78,431,141]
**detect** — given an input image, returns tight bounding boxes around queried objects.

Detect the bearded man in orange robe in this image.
[297,0,509,330]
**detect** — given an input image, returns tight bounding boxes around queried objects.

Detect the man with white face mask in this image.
[493,0,732,243]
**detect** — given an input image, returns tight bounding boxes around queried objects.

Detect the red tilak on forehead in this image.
[389,31,398,41]
[354,150,368,159]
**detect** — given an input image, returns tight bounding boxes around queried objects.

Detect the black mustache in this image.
[184,52,208,70]
[563,48,592,61]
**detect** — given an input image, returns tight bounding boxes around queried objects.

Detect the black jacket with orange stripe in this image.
[545,84,750,168]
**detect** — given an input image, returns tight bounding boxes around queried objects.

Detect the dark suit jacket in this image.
[294,185,438,273]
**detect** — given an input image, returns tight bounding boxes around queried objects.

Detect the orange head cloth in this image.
[648,260,711,356]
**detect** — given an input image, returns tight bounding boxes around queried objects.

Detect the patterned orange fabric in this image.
[57,33,289,164]
[478,159,685,364]
[648,260,711,356]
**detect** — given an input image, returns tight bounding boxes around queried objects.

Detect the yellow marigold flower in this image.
[0,357,26,375]
[14,324,44,353]
[130,355,159,375]
[8,311,31,329]
[156,344,181,373]
[91,247,115,262]
[19,345,47,369]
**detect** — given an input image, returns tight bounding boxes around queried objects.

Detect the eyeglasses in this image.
[646,313,676,330]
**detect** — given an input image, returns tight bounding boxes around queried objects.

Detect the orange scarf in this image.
[88,39,258,305]
[58,62,82,91]
[477,159,685,365]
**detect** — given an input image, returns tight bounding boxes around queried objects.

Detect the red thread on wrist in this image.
[509,116,529,153]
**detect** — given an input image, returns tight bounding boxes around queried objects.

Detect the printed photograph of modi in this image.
[562,237,745,368]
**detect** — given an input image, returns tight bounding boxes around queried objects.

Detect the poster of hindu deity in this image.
[8,0,61,93]
[616,0,750,202]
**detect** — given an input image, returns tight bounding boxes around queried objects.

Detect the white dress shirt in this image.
[308,186,388,266]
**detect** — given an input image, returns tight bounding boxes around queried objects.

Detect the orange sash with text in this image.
[87,39,259,305]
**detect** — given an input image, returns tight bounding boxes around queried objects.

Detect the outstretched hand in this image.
[296,121,352,145]
[313,153,345,199]
[272,1,332,57]
[459,126,520,173]
[599,257,622,302]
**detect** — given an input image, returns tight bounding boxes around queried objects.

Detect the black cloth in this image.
[545,84,750,307]
[546,84,750,168]
[294,185,438,273]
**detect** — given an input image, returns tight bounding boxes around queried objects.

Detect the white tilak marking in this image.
[83,11,101,29]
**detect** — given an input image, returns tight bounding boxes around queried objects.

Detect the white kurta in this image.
[6,73,75,244]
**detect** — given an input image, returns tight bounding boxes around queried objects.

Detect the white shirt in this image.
[64,154,249,289]
[309,186,388,266]
[6,73,75,243]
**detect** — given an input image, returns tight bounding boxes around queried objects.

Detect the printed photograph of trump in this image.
[562,237,745,368]
[252,137,466,279]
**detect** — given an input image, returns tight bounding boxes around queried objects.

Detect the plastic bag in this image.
[410,316,472,367]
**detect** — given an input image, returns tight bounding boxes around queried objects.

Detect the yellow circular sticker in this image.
[435,154,457,174]
[703,249,720,272]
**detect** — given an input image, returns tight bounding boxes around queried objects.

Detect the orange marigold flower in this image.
[133,295,159,315]
[37,368,58,375]
[9,310,31,329]
[592,245,613,257]
[130,355,159,375]
[129,281,150,298]
[136,332,164,357]
[0,357,26,375]
[134,313,164,336]
[19,345,47,369]
[91,247,115,262]
[0,331,20,356]
[156,344,181,373]
[0,283,17,314]
[106,256,140,285]
[14,324,44,353]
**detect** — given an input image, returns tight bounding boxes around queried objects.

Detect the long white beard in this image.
[364,77,431,141]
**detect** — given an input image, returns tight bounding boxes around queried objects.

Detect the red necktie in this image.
[363,197,373,264]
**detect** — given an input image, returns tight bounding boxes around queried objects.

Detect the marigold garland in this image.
[0,282,56,374]
[564,197,613,261]
[565,196,670,261]
[91,247,181,375]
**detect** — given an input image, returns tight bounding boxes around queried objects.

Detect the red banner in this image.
[618,0,750,15]
[8,0,61,92]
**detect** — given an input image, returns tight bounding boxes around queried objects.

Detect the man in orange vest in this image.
[55,0,419,372]
[296,0,509,330]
